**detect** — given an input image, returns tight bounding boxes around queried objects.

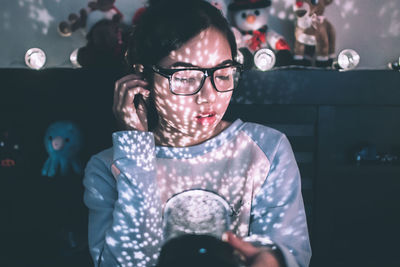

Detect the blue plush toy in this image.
[42,121,83,177]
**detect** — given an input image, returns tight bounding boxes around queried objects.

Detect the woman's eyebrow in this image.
[169,59,234,68]
[170,62,197,68]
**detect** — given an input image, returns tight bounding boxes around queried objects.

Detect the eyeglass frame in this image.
[149,62,243,96]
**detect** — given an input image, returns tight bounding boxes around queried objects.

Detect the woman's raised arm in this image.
[83,131,163,266]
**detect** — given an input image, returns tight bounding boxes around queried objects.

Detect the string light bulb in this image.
[70,48,81,68]
[254,48,276,71]
[333,49,360,71]
[25,48,46,70]
[388,56,400,71]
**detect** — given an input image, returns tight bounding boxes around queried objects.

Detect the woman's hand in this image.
[113,74,150,131]
[223,232,282,267]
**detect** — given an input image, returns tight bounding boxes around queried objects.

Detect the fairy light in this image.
[254,48,276,71]
[25,48,46,70]
[70,48,81,68]
[333,49,360,71]
[388,56,400,71]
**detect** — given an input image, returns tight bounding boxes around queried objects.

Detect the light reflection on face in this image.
[152,27,234,147]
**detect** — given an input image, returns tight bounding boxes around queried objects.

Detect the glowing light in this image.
[334,49,360,71]
[70,48,81,68]
[25,48,46,70]
[254,48,276,71]
[388,56,400,71]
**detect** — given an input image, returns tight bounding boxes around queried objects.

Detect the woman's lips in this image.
[195,112,217,125]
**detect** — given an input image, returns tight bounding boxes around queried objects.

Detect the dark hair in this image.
[126,0,237,69]
[125,0,238,130]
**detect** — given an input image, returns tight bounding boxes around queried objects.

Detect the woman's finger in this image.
[114,79,148,115]
[223,232,260,258]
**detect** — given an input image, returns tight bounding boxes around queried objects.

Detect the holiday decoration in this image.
[332,49,360,71]
[293,0,336,67]
[388,56,400,71]
[58,0,123,37]
[253,48,276,71]
[228,0,292,67]
[75,19,129,68]
[25,48,46,70]
[42,121,83,177]
[205,0,229,18]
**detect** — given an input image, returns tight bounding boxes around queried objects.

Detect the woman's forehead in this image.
[160,27,232,68]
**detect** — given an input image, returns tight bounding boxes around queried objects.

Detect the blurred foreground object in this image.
[156,234,239,267]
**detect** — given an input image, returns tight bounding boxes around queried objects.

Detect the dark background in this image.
[1,68,400,266]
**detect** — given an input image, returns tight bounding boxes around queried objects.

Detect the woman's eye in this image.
[241,12,246,19]
[174,76,197,84]
[254,10,260,16]
[215,75,230,81]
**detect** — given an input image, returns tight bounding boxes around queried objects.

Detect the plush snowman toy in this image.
[228,0,292,66]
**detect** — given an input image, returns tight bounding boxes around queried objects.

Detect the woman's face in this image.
[152,27,234,146]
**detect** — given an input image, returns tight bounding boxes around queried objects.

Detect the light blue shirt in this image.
[83,119,311,266]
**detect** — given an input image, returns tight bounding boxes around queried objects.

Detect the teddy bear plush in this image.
[293,0,336,67]
[58,0,123,37]
[228,0,292,67]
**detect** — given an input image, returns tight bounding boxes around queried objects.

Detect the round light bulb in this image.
[70,48,81,68]
[254,48,276,71]
[25,48,46,70]
[336,49,360,70]
[388,56,400,71]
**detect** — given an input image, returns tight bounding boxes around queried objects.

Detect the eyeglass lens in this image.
[170,66,240,95]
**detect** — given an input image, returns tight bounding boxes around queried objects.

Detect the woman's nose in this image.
[196,76,216,104]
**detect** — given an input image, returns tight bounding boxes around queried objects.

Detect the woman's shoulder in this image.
[240,121,286,141]
[84,147,114,183]
[87,147,113,167]
[238,121,289,157]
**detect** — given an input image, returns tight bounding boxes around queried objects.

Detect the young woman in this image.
[83,0,311,266]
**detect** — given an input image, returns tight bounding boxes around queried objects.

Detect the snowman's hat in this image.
[228,0,271,11]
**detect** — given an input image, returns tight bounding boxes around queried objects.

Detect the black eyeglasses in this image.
[150,63,243,96]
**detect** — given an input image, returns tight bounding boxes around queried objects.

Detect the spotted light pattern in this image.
[162,189,232,241]
[83,119,312,267]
